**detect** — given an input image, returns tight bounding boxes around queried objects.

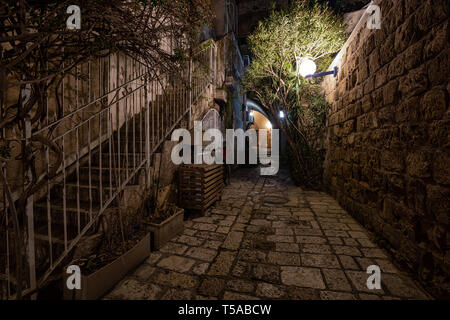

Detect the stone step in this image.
[68,166,143,185]
[34,221,97,249]
[51,182,121,203]
[91,152,146,167]
[34,199,102,227]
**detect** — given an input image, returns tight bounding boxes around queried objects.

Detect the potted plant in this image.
[63,232,150,300]
[63,185,152,300]
[142,182,184,251]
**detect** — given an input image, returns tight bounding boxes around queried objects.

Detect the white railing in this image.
[0,43,216,299]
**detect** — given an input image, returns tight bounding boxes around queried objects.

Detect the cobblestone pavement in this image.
[105,167,431,300]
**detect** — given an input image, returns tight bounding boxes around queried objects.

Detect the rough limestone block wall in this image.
[322,0,449,288]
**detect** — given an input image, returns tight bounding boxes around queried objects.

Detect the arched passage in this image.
[249,110,272,150]
[244,98,286,156]
[245,98,277,128]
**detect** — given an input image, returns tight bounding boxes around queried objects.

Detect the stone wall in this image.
[322,0,449,293]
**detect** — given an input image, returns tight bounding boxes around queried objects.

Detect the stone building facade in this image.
[322,0,449,295]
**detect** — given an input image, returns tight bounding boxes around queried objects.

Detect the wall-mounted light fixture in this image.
[297,58,338,80]
[297,58,317,77]
[279,111,285,119]
[248,110,254,124]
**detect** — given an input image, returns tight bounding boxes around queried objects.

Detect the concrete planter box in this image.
[63,233,151,300]
[146,208,184,250]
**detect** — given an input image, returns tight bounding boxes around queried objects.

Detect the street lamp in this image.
[297,58,317,78]
[297,58,338,80]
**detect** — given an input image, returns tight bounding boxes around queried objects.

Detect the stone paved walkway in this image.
[105,167,431,300]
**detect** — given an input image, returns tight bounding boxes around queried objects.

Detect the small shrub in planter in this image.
[63,231,150,300]
[63,193,152,300]
[140,178,185,250]
[143,203,184,250]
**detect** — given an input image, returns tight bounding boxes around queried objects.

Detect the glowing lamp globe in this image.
[297,58,317,78]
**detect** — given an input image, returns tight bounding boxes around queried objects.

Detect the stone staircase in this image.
[31,89,190,271]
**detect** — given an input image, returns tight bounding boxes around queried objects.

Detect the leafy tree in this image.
[242,0,346,188]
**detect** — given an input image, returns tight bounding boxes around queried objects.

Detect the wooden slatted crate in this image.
[178,164,224,215]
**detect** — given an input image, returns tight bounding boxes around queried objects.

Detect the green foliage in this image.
[243,0,346,98]
[200,39,215,50]
[287,89,330,187]
[171,48,187,63]
[0,145,11,160]
[242,0,346,189]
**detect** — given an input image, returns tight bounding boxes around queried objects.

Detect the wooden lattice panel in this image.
[178,164,224,215]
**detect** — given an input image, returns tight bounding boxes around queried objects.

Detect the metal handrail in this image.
[1,42,217,299]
